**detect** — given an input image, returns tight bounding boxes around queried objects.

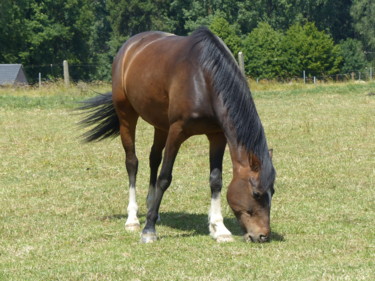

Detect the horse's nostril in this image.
[259,234,269,243]
[244,234,254,242]
[244,233,269,243]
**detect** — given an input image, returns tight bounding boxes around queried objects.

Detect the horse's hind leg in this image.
[117,104,140,231]
[207,133,233,242]
[147,128,167,214]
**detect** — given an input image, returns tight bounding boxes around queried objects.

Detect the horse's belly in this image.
[128,89,170,130]
[183,116,222,135]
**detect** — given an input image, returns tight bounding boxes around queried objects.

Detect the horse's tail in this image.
[78,92,120,142]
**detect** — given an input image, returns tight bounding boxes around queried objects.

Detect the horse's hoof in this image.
[125,223,140,232]
[216,235,234,243]
[140,232,158,243]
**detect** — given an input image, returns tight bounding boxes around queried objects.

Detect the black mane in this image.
[190,27,268,159]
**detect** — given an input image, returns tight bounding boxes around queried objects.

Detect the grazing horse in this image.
[79,27,276,243]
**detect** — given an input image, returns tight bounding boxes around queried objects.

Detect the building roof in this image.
[0,64,28,85]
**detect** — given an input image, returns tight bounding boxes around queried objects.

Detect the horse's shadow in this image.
[102,212,285,242]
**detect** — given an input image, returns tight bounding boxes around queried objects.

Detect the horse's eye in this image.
[246,210,254,216]
[253,191,261,200]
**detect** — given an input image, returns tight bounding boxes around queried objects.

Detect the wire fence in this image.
[254,71,374,84]
[23,62,374,85]
[23,64,109,84]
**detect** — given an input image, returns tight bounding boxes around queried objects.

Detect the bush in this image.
[242,22,286,79]
[242,22,343,79]
[339,38,368,73]
[209,15,242,56]
[283,22,342,77]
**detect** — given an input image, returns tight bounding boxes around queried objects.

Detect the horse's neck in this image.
[224,138,252,178]
[213,93,265,176]
[223,124,267,179]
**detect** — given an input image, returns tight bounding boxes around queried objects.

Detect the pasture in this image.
[1,82,374,280]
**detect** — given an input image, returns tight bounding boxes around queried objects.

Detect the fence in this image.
[23,63,108,84]
[236,52,374,83]
[23,59,374,85]
[253,71,374,84]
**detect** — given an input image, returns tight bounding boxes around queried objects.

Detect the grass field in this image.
[1,82,374,280]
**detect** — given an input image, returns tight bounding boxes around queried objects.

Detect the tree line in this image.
[0,0,374,82]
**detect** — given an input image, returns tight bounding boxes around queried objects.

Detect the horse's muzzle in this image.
[244,233,270,243]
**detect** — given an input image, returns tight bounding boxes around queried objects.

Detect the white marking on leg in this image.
[209,192,233,242]
[125,185,140,231]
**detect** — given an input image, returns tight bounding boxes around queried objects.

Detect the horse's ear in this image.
[249,153,263,193]
[269,149,273,159]
[249,153,261,172]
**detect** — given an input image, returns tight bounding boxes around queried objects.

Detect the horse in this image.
[79,27,276,243]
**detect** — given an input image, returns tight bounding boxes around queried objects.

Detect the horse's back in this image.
[112,31,218,133]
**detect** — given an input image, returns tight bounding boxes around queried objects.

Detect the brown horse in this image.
[79,27,276,243]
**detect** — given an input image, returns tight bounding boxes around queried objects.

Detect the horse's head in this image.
[227,151,275,242]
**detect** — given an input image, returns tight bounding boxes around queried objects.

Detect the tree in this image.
[283,22,342,77]
[2,0,97,81]
[291,0,354,42]
[339,39,368,73]
[107,0,153,36]
[209,15,242,56]
[242,22,286,79]
[87,0,112,80]
[0,0,369,82]
[105,0,179,65]
[351,0,375,63]
[182,0,243,33]
[0,0,30,63]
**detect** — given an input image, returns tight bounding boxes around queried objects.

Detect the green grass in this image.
[1,82,374,280]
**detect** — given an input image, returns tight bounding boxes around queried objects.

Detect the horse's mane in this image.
[190,27,268,159]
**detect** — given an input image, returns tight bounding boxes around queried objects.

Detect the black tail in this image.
[78,92,120,142]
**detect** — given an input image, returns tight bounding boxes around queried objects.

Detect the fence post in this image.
[303,71,306,84]
[63,60,70,87]
[38,72,42,88]
[370,67,373,80]
[237,51,245,76]
[314,76,316,84]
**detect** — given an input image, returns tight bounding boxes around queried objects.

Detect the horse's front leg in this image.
[207,133,234,242]
[141,122,187,243]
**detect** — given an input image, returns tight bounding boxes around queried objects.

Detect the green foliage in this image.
[182,0,240,32]
[0,0,99,81]
[243,22,343,79]
[237,0,298,33]
[351,0,375,64]
[209,15,242,55]
[87,0,111,81]
[283,22,343,77]
[107,0,154,36]
[0,0,373,81]
[339,39,368,73]
[294,0,354,43]
[243,23,286,79]
[0,0,29,62]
